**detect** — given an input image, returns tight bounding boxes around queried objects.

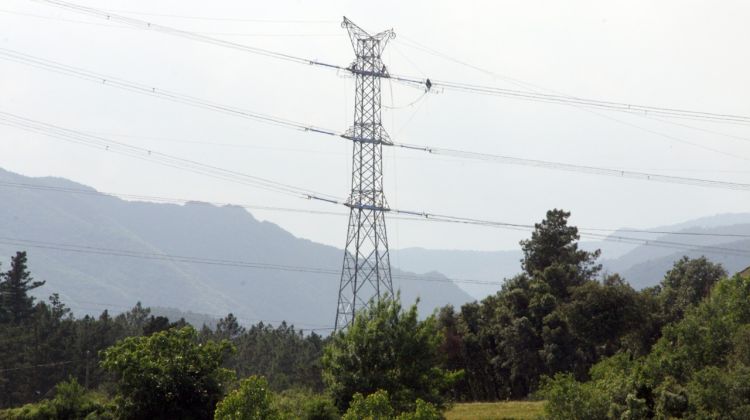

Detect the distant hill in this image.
[0,168,473,330]
[392,216,750,298]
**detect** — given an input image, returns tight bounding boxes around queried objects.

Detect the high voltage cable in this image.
[5,180,750,241]
[0,236,502,286]
[0,361,75,373]
[0,9,342,37]
[0,111,341,201]
[1,231,749,290]
[1,177,748,259]
[91,9,337,24]
[0,49,338,136]
[4,180,750,240]
[395,36,750,160]
[4,49,749,194]
[32,0,750,125]
[397,213,750,258]
[393,143,750,192]
[30,0,347,70]
[410,79,750,125]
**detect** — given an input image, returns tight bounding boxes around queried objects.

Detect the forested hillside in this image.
[3,208,746,419]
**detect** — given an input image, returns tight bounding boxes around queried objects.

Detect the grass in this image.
[445,400,546,420]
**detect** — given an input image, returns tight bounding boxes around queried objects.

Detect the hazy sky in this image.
[2,0,749,254]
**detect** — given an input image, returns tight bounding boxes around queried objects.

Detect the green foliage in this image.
[341,391,441,420]
[0,252,326,410]
[539,273,750,419]
[0,378,113,420]
[539,373,608,420]
[686,365,750,419]
[101,326,235,419]
[396,399,442,420]
[659,256,726,324]
[520,209,601,298]
[301,396,340,420]
[0,251,45,325]
[273,389,339,420]
[208,319,326,392]
[438,210,645,400]
[323,296,459,413]
[342,391,393,420]
[214,376,280,420]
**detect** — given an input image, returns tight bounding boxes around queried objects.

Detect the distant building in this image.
[740,266,750,278]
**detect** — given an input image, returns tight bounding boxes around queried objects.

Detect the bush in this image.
[539,373,608,420]
[342,391,393,420]
[101,326,235,419]
[539,274,750,419]
[323,297,459,413]
[214,376,280,420]
[341,391,441,420]
[0,378,113,420]
[273,388,339,420]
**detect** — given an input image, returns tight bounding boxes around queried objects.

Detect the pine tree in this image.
[0,251,45,324]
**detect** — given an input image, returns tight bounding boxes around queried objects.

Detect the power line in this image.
[97,9,337,24]
[0,48,339,136]
[395,212,750,258]
[420,80,750,125]
[0,361,75,373]
[0,8,342,37]
[0,110,341,201]
[1,227,749,292]
[0,236,502,286]
[393,142,750,192]
[31,0,347,70]
[31,0,750,126]
[4,49,749,194]
[0,176,748,259]
[396,35,750,164]
[5,180,750,241]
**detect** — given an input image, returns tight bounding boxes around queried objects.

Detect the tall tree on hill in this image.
[0,251,45,324]
[520,209,601,300]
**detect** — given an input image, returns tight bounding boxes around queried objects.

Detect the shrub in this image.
[539,373,608,420]
[101,326,235,419]
[0,378,113,420]
[323,297,459,413]
[214,376,280,420]
[273,388,339,420]
[341,391,440,420]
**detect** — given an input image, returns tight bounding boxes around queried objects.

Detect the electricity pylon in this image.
[335,17,395,331]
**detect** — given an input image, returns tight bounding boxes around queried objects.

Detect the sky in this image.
[1,0,749,255]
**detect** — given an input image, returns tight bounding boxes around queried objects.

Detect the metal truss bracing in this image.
[335,17,395,331]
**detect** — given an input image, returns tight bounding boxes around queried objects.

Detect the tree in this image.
[322,296,459,413]
[101,326,235,419]
[0,251,45,324]
[562,277,643,357]
[659,256,726,323]
[215,313,245,340]
[540,272,750,419]
[214,376,280,420]
[520,209,601,299]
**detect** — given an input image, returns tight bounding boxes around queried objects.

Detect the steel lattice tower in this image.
[335,17,395,331]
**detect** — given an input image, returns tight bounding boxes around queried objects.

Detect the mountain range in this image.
[2,168,748,329]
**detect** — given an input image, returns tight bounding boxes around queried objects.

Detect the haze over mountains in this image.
[398,218,750,298]
[0,168,472,329]
[2,168,748,327]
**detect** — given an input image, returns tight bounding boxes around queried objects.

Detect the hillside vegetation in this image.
[1,208,746,419]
